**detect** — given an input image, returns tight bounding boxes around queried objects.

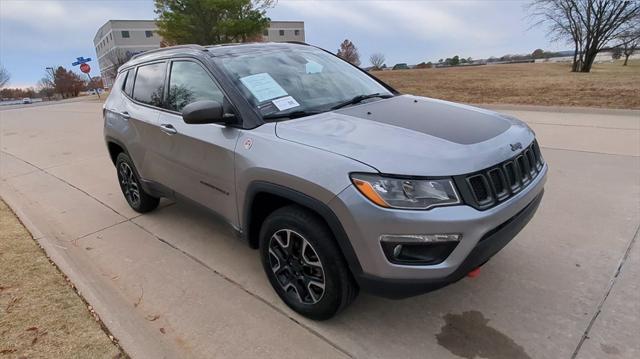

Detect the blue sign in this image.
[71,56,92,66]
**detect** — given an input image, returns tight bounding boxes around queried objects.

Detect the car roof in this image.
[121,42,311,70]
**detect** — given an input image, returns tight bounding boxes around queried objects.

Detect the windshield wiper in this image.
[330,93,393,110]
[262,110,322,120]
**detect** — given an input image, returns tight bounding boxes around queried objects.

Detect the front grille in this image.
[454,140,544,210]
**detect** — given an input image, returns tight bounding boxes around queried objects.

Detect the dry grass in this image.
[374,60,640,109]
[0,200,122,358]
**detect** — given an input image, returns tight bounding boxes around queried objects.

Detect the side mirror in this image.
[182,100,236,125]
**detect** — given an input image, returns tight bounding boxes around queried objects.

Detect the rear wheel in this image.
[115,152,159,213]
[259,205,358,320]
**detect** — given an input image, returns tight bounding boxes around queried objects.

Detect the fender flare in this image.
[104,136,130,164]
[243,181,364,276]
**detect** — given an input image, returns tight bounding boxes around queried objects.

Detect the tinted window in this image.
[123,69,135,97]
[114,71,127,93]
[279,30,284,36]
[145,31,153,38]
[133,63,165,107]
[167,61,224,112]
[122,31,130,38]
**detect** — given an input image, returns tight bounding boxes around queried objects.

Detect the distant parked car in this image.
[22,98,32,104]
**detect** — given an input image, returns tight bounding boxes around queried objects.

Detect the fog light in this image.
[380,234,461,265]
[380,234,461,243]
[393,244,403,257]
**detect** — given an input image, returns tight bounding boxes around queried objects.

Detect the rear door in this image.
[154,59,241,226]
[125,62,167,185]
[120,62,167,183]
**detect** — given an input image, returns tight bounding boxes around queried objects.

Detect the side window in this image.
[167,61,225,112]
[123,69,134,97]
[132,62,166,107]
[113,71,126,92]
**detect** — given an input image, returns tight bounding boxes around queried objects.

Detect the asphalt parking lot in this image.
[1,100,638,359]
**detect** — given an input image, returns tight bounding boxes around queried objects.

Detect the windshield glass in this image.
[213,46,393,119]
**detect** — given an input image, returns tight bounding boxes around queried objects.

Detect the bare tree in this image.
[530,0,640,72]
[369,53,385,70]
[0,64,10,88]
[616,23,640,65]
[337,39,361,66]
[37,78,55,100]
[103,50,133,85]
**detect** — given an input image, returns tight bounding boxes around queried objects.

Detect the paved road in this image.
[1,100,638,359]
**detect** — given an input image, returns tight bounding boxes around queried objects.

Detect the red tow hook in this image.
[467,267,481,278]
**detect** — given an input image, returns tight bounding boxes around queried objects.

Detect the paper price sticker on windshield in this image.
[272,96,300,111]
[240,73,288,102]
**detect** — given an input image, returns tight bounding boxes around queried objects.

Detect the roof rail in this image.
[130,44,207,60]
[285,41,310,46]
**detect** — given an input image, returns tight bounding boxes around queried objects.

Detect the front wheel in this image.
[115,152,159,213]
[259,205,358,320]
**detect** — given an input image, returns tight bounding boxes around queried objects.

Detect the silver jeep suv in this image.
[103,43,547,320]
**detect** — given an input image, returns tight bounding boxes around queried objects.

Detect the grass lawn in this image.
[374,60,640,109]
[0,200,123,358]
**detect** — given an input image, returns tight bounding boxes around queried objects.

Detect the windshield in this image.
[213,46,393,119]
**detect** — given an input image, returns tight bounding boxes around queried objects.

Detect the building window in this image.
[122,31,130,38]
[294,30,300,36]
[263,30,268,36]
[279,30,284,36]
[145,30,153,38]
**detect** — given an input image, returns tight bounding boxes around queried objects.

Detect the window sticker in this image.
[272,96,300,111]
[239,73,288,102]
[305,60,323,74]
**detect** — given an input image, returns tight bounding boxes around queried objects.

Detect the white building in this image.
[94,20,305,88]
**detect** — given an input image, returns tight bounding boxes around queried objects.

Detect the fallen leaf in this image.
[133,286,144,308]
[31,336,38,345]
[26,327,38,332]
[146,315,160,321]
[1,349,17,354]
[5,296,22,313]
[159,328,166,334]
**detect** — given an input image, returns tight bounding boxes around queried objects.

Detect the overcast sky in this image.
[0,0,565,88]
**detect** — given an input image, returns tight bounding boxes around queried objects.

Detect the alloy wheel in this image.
[268,229,326,304]
[118,162,141,207]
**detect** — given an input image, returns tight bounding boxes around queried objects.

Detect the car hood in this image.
[275,95,535,176]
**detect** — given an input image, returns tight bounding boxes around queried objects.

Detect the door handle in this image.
[119,111,131,119]
[160,124,178,135]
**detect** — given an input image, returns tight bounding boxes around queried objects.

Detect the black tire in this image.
[259,205,358,320]
[115,152,160,213]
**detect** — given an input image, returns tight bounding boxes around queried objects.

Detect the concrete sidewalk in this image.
[1,101,638,358]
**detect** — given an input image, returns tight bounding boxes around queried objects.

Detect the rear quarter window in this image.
[132,62,166,107]
[123,69,135,97]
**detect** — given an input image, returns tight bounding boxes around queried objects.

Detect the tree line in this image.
[0,65,103,101]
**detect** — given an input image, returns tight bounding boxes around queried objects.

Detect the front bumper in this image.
[328,164,547,298]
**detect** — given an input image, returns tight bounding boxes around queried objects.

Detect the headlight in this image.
[350,173,460,210]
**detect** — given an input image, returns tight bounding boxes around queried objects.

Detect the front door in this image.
[154,60,240,226]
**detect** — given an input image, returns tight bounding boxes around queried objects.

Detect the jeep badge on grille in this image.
[510,142,523,151]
